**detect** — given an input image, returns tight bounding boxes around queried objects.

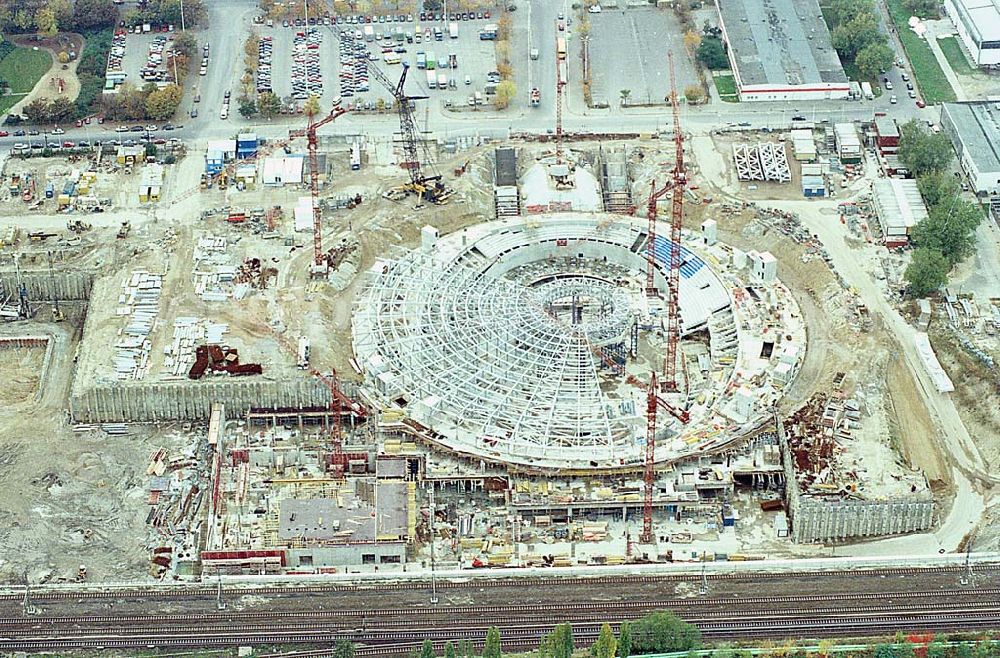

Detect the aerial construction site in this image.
[2,18,994,589]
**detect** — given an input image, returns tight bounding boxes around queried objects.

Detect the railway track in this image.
[1,563,995,604]
[4,595,1000,652]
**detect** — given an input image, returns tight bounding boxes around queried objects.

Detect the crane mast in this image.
[663,52,685,392]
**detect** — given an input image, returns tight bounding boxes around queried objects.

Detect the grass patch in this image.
[0,46,53,115]
[714,73,738,102]
[938,35,975,76]
[885,0,956,103]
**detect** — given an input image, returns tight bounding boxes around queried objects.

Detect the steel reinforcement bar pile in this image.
[4,589,1000,653]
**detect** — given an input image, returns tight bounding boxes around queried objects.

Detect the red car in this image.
[62,140,75,147]
[0,131,8,137]
[915,99,926,108]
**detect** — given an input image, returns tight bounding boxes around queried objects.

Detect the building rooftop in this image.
[874,115,899,138]
[943,101,1000,174]
[718,0,847,88]
[873,178,928,230]
[949,0,1000,43]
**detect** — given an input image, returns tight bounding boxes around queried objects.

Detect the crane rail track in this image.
[1,564,995,603]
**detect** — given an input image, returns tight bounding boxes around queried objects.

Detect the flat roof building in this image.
[872,179,928,247]
[940,101,1000,195]
[716,0,849,101]
[944,0,1000,67]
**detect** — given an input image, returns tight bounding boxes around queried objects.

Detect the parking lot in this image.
[118,30,183,89]
[587,8,699,107]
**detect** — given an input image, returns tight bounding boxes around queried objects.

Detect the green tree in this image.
[827,0,875,26]
[173,31,198,58]
[483,626,502,658]
[332,640,355,658]
[304,93,321,117]
[551,623,574,658]
[696,37,728,69]
[69,0,118,30]
[831,12,880,59]
[238,94,257,118]
[420,639,436,658]
[145,84,183,120]
[36,7,58,34]
[444,642,457,658]
[875,644,898,658]
[855,41,895,79]
[48,96,76,122]
[494,79,516,109]
[591,623,618,658]
[458,640,473,658]
[619,88,631,105]
[256,91,281,119]
[618,622,632,658]
[917,171,961,208]
[905,246,951,296]
[628,611,701,654]
[898,120,954,176]
[912,200,984,264]
[927,641,948,658]
[23,98,51,124]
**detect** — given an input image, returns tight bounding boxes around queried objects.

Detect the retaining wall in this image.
[69,378,352,423]
[0,269,95,301]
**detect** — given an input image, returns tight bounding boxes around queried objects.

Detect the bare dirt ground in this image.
[0,346,44,404]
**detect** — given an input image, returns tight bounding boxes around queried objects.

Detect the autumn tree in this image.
[145,83,183,119]
[304,94,321,117]
[494,79,515,109]
[683,30,702,53]
[591,623,617,658]
[684,85,705,103]
[36,7,58,35]
[257,91,281,119]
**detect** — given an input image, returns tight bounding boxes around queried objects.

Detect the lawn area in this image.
[0,45,53,115]
[714,73,738,102]
[885,0,956,103]
[938,35,975,76]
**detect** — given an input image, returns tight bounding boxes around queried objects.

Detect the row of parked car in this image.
[107,30,128,74]
[291,29,323,100]
[276,10,492,28]
[139,34,172,83]
[337,35,370,99]
[257,36,274,94]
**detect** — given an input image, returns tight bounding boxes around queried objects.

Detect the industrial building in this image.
[834,123,862,164]
[943,0,1000,67]
[872,178,928,247]
[716,0,850,101]
[940,101,1000,195]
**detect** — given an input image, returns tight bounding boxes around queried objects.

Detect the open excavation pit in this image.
[352,214,807,473]
[0,335,54,405]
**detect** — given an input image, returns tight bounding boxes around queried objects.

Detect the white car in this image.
[889,95,897,104]
[145,124,158,132]
[588,4,602,12]
[50,126,64,135]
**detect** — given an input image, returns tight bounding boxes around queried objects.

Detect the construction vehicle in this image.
[28,231,57,242]
[327,29,452,205]
[530,87,541,107]
[66,219,92,233]
[117,221,131,239]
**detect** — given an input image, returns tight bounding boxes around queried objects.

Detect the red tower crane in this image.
[663,52,686,392]
[644,179,675,296]
[289,106,348,269]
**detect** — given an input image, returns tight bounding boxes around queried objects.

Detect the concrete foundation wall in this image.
[286,542,406,569]
[792,499,935,543]
[70,378,338,423]
[0,269,95,301]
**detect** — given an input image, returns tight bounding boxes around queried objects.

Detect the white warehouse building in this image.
[944,0,1000,67]
[940,101,1000,195]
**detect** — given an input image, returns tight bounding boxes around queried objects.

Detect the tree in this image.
[696,37,728,70]
[912,200,983,264]
[619,88,631,106]
[482,627,502,658]
[36,7,58,34]
[855,41,895,79]
[827,0,876,26]
[898,120,954,177]
[444,643,457,658]
[420,639,437,658]
[903,0,938,17]
[48,96,75,121]
[145,83,183,119]
[628,611,701,654]
[831,12,880,59]
[684,85,705,103]
[683,30,702,53]
[238,95,257,118]
[494,79,515,109]
[304,94,321,117]
[257,91,281,119]
[550,624,573,658]
[332,640,355,658]
[917,171,960,208]
[23,98,51,124]
[618,622,632,658]
[69,0,118,30]
[591,623,618,658]
[173,31,198,59]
